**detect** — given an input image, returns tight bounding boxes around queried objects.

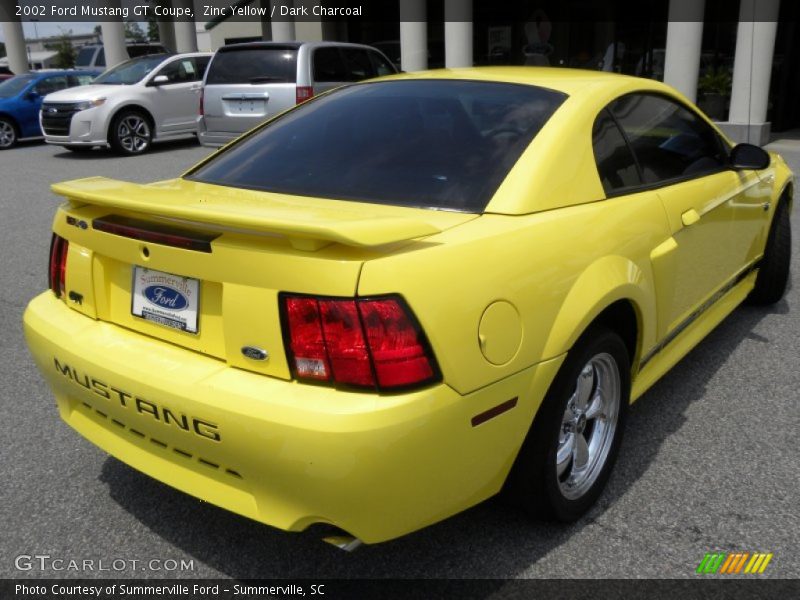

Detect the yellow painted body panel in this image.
[23,67,794,542]
[25,292,562,543]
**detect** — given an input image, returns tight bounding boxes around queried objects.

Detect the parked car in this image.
[198,41,397,147]
[24,69,792,546]
[0,66,14,81]
[74,42,168,71]
[0,70,98,149]
[40,52,211,155]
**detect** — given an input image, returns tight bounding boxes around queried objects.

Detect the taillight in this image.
[282,294,439,391]
[48,234,68,298]
[296,86,313,104]
[199,88,204,116]
[93,215,218,252]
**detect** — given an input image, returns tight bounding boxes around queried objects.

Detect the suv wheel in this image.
[110,110,152,155]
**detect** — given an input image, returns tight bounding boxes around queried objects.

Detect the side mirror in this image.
[729,143,770,170]
[150,75,169,86]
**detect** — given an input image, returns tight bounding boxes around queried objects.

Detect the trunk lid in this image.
[52,177,476,381]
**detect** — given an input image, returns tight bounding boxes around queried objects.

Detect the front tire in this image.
[505,327,629,521]
[748,200,791,305]
[109,110,152,155]
[0,117,18,150]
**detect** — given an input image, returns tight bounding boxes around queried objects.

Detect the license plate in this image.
[131,267,200,334]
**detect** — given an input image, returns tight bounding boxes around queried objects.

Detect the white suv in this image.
[198,41,397,147]
[40,52,211,155]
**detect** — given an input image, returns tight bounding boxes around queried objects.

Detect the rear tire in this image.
[748,200,791,305]
[504,326,629,521]
[109,110,152,155]
[0,117,18,150]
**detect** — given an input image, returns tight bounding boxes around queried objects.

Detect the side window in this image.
[592,109,642,194]
[34,76,69,95]
[193,57,211,80]
[68,74,96,87]
[341,48,375,81]
[96,47,106,67]
[610,94,727,184]
[368,50,397,76]
[313,47,349,83]
[155,59,195,84]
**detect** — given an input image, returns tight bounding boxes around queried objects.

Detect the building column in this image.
[173,0,198,53]
[0,18,29,74]
[725,0,781,144]
[400,0,428,71]
[271,0,296,41]
[100,22,129,68]
[663,0,705,103]
[157,20,177,53]
[444,0,472,68]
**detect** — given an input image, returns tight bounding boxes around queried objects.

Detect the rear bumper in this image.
[196,117,240,148]
[24,292,562,543]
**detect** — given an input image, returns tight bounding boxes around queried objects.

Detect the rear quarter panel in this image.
[358,192,670,396]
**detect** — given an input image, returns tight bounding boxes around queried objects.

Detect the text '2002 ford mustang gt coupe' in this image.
[24,68,792,546]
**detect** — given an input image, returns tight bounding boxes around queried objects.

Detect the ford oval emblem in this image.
[241,346,268,361]
[143,285,189,311]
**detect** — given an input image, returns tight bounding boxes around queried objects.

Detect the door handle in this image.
[681,209,701,227]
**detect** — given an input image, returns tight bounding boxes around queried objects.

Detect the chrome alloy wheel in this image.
[117,115,150,153]
[556,352,621,500]
[0,120,16,148]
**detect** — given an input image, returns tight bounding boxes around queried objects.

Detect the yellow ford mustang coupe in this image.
[24,68,792,546]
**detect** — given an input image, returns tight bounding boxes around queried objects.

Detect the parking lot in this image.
[1,136,798,580]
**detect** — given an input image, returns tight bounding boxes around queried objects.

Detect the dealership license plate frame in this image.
[131,266,200,334]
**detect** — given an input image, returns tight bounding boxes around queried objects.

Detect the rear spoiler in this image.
[52,177,442,251]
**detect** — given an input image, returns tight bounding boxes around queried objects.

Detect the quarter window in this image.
[609,94,728,184]
[34,76,69,95]
[341,48,375,81]
[313,47,349,82]
[368,51,397,76]
[592,109,641,194]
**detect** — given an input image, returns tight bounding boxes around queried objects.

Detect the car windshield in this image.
[187,80,566,212]
[94,55,167,85]
[0,74,37,98]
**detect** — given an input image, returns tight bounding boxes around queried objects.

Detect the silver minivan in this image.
[197,41,397,147]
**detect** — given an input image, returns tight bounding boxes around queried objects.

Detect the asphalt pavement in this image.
[0,135,798,581]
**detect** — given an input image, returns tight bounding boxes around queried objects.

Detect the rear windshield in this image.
[187,80,565,212]
[75,47,97,67]
[206,48,298,84]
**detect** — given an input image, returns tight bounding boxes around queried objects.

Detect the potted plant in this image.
[697,68,732,120]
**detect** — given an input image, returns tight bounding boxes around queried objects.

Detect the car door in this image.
[609,93,764,334]
[25,75,69,136]
[147,57,203,133]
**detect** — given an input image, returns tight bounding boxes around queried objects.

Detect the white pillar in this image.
[172,0,198,53]
[729,0,780,128]
[157,21,177,53]
[271,0,296,41]
[663,0,705,103]
[100,22,129,68]
[400,0,427,71]
[444,0,472,68]
[0,19,29,74]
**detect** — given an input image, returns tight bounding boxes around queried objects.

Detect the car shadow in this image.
[50,136,203,160]
[97,298,787,581]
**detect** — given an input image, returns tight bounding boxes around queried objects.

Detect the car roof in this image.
[217,41,386,52]
[381,66,672,97]
[368,66,717,215]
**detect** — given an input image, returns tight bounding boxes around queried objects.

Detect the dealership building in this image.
[1,0,797,143]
